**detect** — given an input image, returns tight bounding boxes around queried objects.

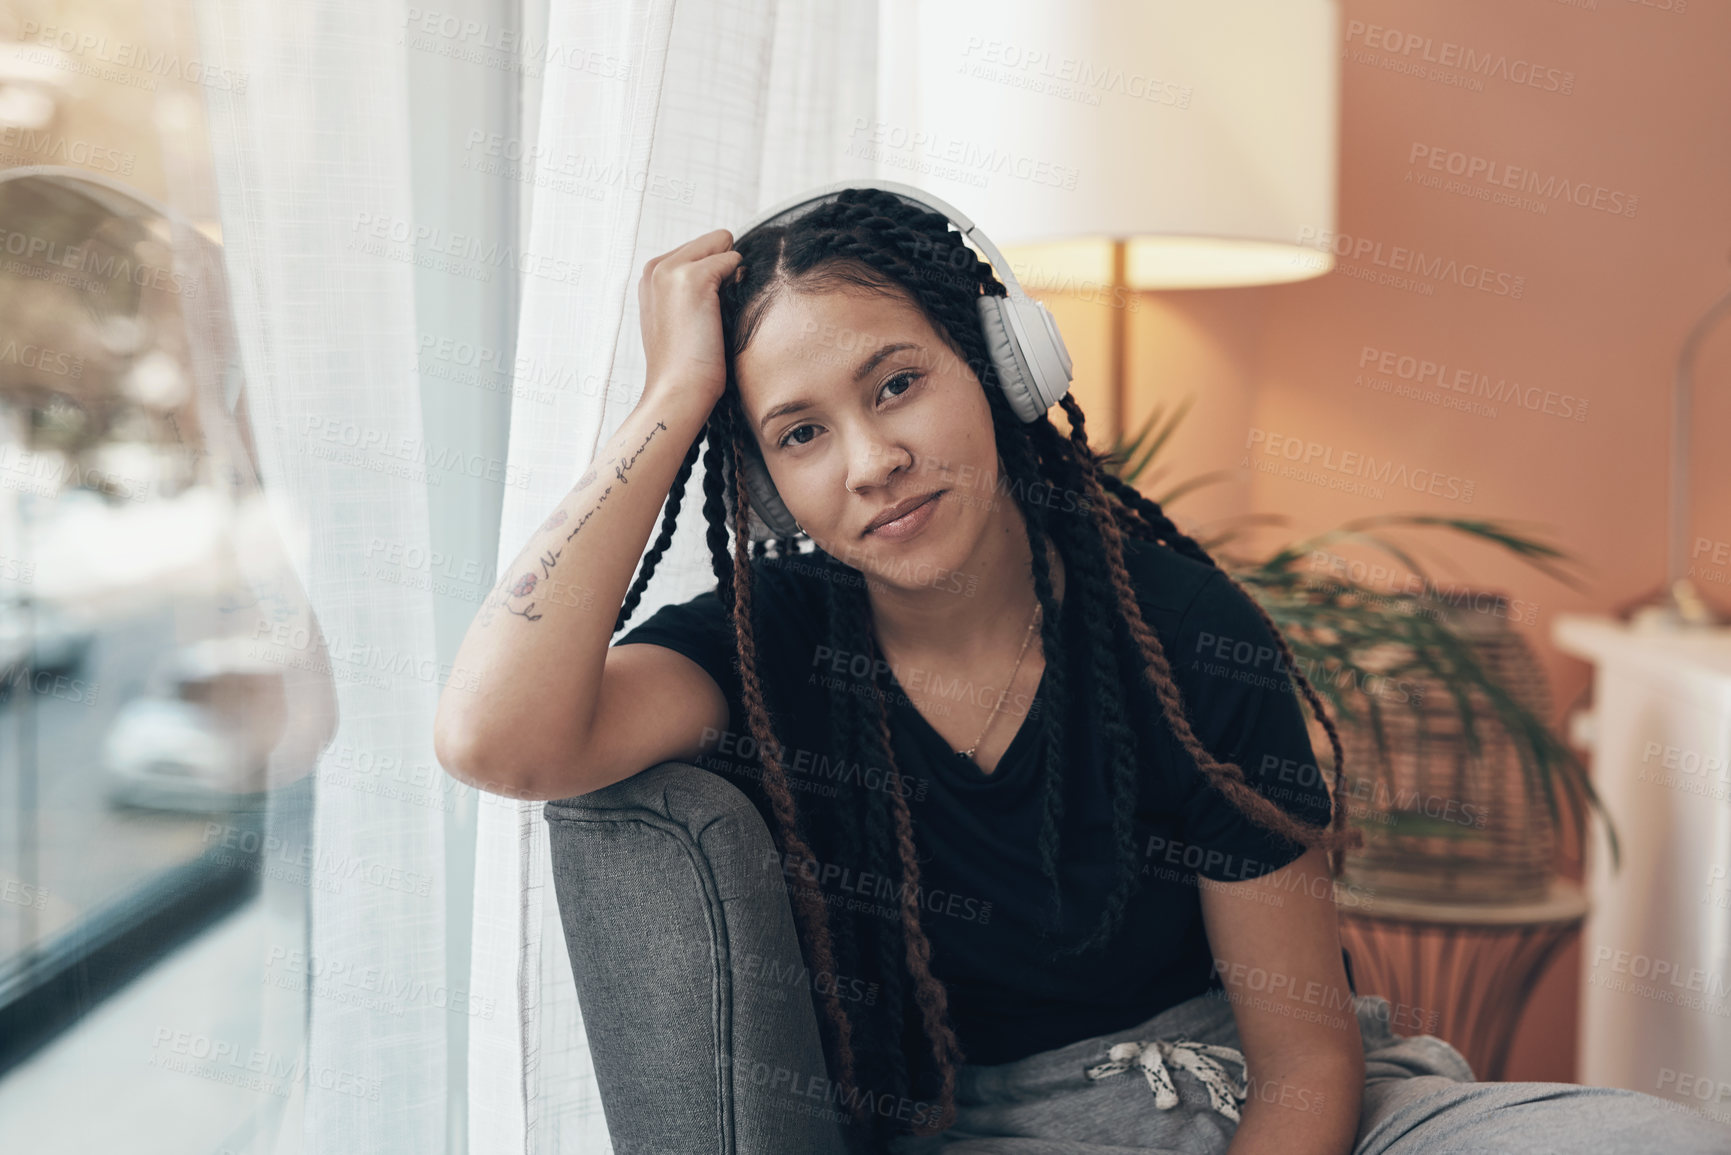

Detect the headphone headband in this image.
[734,178,1035,305]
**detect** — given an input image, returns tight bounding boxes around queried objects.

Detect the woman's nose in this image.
[845,438,912,494]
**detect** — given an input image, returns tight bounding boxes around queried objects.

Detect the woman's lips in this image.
[866,491,943,542]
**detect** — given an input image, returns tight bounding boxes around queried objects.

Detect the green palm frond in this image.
[1100,395,1618,872]
[1098,395,1197,483]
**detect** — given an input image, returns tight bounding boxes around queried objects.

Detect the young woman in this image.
[437,188,1731,1155]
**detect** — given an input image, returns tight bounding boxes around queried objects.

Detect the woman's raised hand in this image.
[638,228,745,410]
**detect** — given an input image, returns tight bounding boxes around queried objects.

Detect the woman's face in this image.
[733,284,1003,589]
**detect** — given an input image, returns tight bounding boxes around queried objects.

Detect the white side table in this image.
[1551,612,1731,1098]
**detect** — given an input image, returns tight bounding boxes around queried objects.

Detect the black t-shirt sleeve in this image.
[1165,568,1335,882]
[612,585,741,733]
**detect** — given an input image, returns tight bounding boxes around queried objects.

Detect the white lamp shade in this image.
[875,0,1339,288]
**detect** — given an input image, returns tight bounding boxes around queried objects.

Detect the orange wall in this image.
[1038,0,1731,1083]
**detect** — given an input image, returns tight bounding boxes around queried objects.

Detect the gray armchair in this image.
[545,761,855,1155]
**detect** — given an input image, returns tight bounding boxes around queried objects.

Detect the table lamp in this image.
[881,0,1340,432]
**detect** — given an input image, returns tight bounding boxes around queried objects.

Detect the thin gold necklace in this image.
[958,597,1043,761]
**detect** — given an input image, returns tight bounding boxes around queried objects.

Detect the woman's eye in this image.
[776,371,923,450]
[882,370,921,401]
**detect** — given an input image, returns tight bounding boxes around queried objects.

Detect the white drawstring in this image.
[1083,1037,1250,1123]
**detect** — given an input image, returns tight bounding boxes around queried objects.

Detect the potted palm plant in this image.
[1099,396,1618,903]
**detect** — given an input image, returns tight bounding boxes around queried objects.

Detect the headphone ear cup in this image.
[1016,296,1075,410]
[718,446,769,543]
[978,296,1040,423]
[736,448,801,542]
[977,295,1073,423]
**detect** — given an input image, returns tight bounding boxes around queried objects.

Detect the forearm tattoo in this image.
[477,420,669,626]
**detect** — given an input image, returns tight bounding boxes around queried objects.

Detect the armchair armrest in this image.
[545,761,853,1155]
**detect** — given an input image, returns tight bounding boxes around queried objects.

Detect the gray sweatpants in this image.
[886,989,1731,1154]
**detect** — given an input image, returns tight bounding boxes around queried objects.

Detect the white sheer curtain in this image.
[190,0,879,1150]
[194,0,450,1152]
[471,2,878,1150]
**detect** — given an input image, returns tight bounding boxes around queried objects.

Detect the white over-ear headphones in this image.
[725,179,1075,542]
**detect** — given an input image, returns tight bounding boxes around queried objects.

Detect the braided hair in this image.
[612,188,1362,1147]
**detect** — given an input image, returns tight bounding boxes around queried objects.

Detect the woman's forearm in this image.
[1226,1051,1363,1155]
[434,388,712,794]
[436,229,743,798]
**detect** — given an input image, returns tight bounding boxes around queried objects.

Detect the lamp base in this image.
[1627,579,1722,631]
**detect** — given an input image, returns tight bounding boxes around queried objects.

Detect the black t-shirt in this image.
[612,536,1333,1067]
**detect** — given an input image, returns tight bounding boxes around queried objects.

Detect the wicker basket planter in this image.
[1336,590,1556,905]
